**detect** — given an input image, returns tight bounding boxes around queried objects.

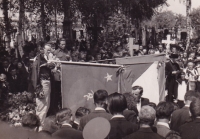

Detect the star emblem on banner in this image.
[105,73,113,82]
[84,90,94,101]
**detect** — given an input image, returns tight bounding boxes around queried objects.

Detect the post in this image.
[186,0,191,51]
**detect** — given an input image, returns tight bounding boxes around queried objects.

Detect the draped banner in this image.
[116,54,166,104]
[61,54,166,112]
[61,63,119,113]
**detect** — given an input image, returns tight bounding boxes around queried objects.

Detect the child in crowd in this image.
[185,60,198,90]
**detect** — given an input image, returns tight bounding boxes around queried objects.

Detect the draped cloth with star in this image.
[61,63,119,113]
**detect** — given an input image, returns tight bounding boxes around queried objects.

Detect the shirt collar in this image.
[95,107,106,111]
[74,121,79,125]
[111,114,125,119]
[185,104,190,107]
[157,122,170,129]
[62,123,72,127]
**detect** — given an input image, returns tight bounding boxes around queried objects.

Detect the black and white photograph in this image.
[0,0,200,139]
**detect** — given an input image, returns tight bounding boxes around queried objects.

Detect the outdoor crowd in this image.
[1,36,200,139]
[1,88,200,139]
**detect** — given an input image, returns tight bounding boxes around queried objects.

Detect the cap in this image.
[83,117,111,139]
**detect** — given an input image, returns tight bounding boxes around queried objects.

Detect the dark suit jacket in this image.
[52,125,83,139]
[124,127,164,139]
[79,110,112,131]
[179,118,200,139]
[108,117,138,139]
[156,125,171,138]
[123,110,138,124]
[9,75,20,93]
[72,122,79,130]
[141,97,150,107]
[170,106,191,132]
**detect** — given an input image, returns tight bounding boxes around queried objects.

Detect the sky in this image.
[162,0,200,16]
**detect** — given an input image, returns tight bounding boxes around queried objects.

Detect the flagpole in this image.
[30,59,121,67]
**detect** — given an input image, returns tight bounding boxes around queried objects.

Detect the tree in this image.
[190,7,200,39]
[2,0,11,48]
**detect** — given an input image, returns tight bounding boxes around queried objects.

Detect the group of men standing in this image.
[31,38,70,125]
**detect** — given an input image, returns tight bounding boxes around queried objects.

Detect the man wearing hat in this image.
[165,54,180,102]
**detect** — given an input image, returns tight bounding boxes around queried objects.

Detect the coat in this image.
[170,106,191,132]
[52,125,83,139]
[179,118,200,139]
[79,110,112,131]
[124,127,164,139]
[108,117,138,139]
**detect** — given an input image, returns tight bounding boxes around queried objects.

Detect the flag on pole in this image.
[61,63,119,112]
[116,54,166,104]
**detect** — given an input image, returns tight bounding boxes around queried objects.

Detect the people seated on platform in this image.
[124,106,163,139]
[155,44,165,54]
[79,90,112,130]
[155,101,179,138]
[107,92,138,139]
[52,108,83,139]
[170,90,200,132]
[179,98,200,139]
[123,92,138,124]
[131,86,150,112]
[72,107,90,130]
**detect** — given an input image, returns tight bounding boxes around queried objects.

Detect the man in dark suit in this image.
[0,59,13,79]
[155,102,179,138]
[125,106,164,139]
[52,108,83,139]
[8,68,20,93]
[79,90,112,130]
[179,98,200,139]
[108,93,138,139]
[165,54,180,102]
[170,90,199,132]
[132,86,150,112]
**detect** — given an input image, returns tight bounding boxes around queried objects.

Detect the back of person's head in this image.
[42,116,58,134]
[93,90,108,106]
[123,92,137,112]
[156,101,174,120]
[107,92,127,115]
[22,113,40,130]
[184,90,200,102]
[139,105,156,126]
[148,102,157,110]
[75,107,91,119]
[56,108,72,125]
[190,98,200,118]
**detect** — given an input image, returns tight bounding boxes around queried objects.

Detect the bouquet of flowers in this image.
[0,91,36,127]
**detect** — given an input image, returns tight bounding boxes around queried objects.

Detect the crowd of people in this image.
[1,87,200,139]
[1,36,200,138]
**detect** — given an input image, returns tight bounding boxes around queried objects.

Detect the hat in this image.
[83,117,110,139]
[169,54,179,59]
